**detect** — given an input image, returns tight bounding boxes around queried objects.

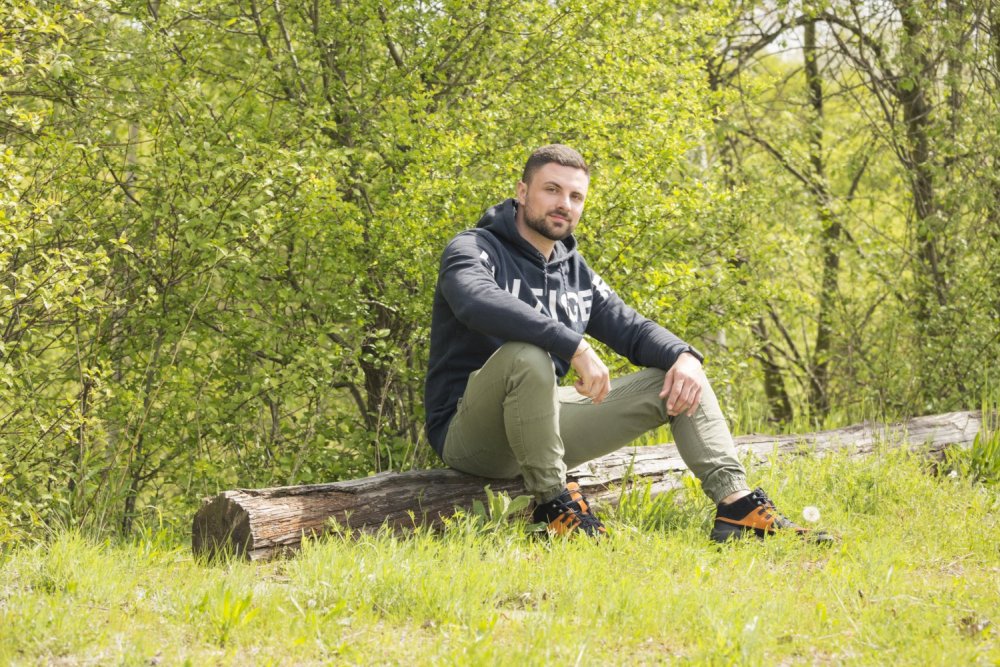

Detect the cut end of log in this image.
[192,493,253,561]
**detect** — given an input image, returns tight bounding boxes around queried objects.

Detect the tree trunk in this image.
[804,18,840,421]
[192,410,985,561]
[750,316,794,423]
[896,3,948,316]
[986,7,1000,323]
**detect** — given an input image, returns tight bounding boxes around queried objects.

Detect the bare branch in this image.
[377,5,405,70]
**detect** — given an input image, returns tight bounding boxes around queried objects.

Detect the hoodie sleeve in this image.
[438,233,583,361]
[584,267,703,371]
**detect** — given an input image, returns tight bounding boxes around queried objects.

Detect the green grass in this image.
[1,448,998,666]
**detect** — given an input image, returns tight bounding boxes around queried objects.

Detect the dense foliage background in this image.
[3,0,998,539]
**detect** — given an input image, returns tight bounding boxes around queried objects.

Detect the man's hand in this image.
[571,340,611,404]
[659,352,705,417]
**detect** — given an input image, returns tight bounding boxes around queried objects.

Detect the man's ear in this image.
[516,180,527,205]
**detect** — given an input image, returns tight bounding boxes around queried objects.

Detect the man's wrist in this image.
[678,345,704,365]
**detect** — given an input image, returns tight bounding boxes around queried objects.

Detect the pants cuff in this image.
[534,484,567,503]
[704,474,750,505]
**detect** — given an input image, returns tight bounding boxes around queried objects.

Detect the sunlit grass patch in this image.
[1,447,997,665]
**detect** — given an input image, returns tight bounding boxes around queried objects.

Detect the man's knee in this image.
[635,366,667,388]
[494,342,556,383]
[628,366,716,425]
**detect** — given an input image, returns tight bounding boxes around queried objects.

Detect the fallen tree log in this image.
[192,410,985,560]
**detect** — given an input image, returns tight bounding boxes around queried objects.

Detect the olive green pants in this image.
[441,342,749,504]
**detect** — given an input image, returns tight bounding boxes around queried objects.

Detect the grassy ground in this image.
[1,447,997,666]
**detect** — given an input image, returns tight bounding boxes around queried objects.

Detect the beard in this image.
[522,202,575,242]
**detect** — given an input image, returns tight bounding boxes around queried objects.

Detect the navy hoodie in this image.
[424,198,701,457]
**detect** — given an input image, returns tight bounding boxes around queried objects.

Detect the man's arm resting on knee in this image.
[583,264,701,373]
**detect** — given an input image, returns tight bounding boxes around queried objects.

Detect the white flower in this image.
[802,506,821,523]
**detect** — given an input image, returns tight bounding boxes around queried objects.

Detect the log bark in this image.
[192,410,984,561]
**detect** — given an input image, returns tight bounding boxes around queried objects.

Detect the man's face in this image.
[517,162,589,242]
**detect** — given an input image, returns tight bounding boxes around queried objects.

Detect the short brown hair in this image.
[521,144,589,184]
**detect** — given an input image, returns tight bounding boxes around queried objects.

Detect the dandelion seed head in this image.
[802,506,821,523]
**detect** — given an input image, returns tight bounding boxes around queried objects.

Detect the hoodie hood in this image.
[475,198,577,264]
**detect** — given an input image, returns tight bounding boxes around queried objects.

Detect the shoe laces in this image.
[542,492,605,535]
[564,497,604,533]
[747,488,794,529]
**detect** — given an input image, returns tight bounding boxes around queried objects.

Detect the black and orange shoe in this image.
[711,488,834,544]
[532,482,607,537]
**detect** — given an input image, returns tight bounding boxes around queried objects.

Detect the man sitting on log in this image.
[424,144,825,542]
